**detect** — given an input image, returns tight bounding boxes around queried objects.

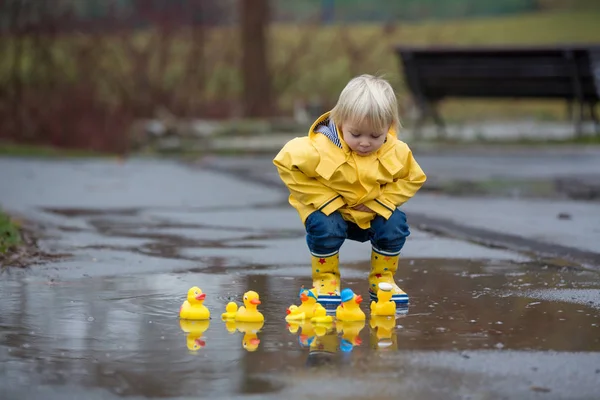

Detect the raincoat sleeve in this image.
[365,144,426,219]
[273,138,346,216]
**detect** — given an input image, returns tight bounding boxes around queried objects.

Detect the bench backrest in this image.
[395,45,600,101]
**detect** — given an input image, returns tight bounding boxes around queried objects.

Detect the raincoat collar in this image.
[308,112,401,180]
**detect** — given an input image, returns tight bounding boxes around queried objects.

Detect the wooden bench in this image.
[395,45,600,137]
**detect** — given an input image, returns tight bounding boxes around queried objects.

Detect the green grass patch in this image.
[0,141,116,158]
[0,210,21,254]
[1,9,600,130]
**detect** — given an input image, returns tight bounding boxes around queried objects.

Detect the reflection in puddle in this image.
[223,320,265,352]
[1,261,600,398]
[370,315,399,350]
[179,320,210,352]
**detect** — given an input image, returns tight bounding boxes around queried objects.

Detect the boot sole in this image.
[369,290,409,305]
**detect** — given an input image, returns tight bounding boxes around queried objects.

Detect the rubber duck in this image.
[337,320,365,352]
[370,282,396,316]
[335,288,366,321]
[221,301,238,320]
[310,303,333,324]
[285,305,306,322]
[221,291,265,322]
[236,321,264,352]
[235,291,264,322]
[297,287,320,318]
[179,319,210,351]
[179,286,210,320]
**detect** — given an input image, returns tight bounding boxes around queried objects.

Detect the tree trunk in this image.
[240,0,271,118]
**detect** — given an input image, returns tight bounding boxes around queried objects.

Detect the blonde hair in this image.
[330,74,400,133]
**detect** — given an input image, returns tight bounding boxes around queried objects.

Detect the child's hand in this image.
[352,204,372,212]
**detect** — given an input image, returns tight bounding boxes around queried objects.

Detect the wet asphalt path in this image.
[1,156,599,400]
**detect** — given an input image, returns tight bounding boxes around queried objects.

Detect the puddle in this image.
[1,261,600,399]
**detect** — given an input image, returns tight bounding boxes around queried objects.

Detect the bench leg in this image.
[412,99,433,140]
[575,99,585,137]
[566,101,573,121]
[591,101,600,135]
[413,112,425,140]
[429,103,447,139]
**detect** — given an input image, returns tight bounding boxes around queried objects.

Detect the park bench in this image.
[395,45,600,137]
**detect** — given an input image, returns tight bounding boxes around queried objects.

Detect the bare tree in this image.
[239,0,272,118]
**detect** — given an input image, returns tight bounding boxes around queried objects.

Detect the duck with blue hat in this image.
[335,288,366,321]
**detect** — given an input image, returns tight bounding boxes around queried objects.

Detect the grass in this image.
[1,9,599,138]
[269,10,600,111]
[0,209,21,254]
[0,141,117,158]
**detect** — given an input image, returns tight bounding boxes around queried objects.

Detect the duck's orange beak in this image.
[195,293,206,301]
[355,295,363,304]
[300,293,308,302]
[194,338,206,347]
[286,308,291,315]
[250,298,261,305]
[250,338,260,346]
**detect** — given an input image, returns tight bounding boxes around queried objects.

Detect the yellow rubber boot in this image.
[311,253,341,310]
[368,248,409,305]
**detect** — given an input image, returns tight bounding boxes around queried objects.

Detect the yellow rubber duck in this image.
[297,287,320,318]
[221,301,238,320]
[285,305,306,322]
[370,282,396,316]
[236,291,265,322]
[221,291,264,322]
[179,286,210,320]
[310,303,333,324]
[369,315,397,350]
[337,320,365,352]
[335,288,366,321]
[179,319,210,351]
[236,321,264,352]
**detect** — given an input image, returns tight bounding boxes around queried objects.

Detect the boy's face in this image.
[341,119,388,156]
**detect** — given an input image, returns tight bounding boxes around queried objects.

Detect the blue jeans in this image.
[305,209,410,256]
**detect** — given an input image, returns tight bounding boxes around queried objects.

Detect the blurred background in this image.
[0,0,599,154]
[1,3,600,398]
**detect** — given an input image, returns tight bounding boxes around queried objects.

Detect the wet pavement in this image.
[1,156,600,399]
[2,262,600,399]
[204,152,600,268]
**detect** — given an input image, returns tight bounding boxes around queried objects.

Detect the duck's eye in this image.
[194,291,198,295]
[244,296,247,300]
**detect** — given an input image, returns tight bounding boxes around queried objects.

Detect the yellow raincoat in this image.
[273,112,426,229]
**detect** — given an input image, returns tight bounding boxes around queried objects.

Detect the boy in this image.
[273,74,426,308]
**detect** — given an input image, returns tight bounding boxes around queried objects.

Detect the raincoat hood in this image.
[273,111,426,229]
[307,112,401,181]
